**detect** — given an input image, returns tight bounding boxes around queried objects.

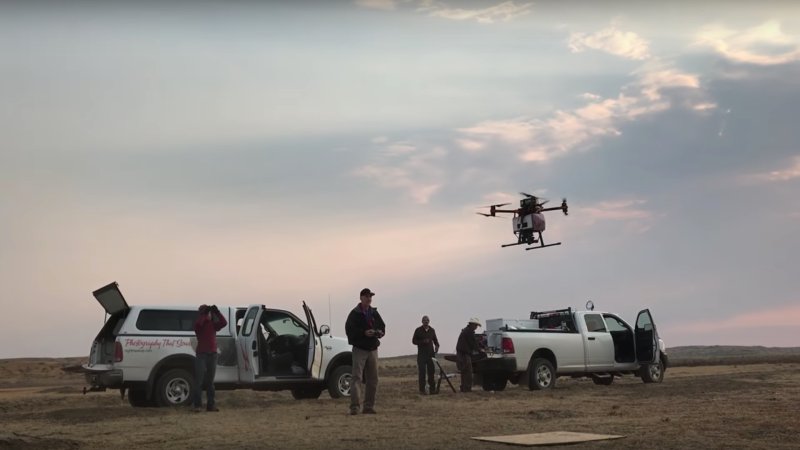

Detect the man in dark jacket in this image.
[412,315,439,394]
[345,288,386,415]
[455,317,482,393]
[193,304,228,412]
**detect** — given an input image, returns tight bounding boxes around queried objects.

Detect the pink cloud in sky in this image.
[456,61,703,164]
[418,1,533,24]
[665,304,800,334]
[570,199,655,234]
[568,25,651,60]
[694,20,800,65]
[354,143,447,204]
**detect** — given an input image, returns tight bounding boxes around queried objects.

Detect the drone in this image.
[477,192,568,250]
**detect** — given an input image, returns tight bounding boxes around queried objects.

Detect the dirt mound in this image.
[0,433,79,449]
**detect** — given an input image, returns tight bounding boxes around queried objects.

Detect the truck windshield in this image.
[264,312,307,337]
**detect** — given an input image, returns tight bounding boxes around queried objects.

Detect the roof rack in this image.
[530,307,572,320]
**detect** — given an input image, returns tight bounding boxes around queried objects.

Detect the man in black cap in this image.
[345,288,386,415]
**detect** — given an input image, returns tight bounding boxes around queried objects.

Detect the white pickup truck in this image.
[474,307,667,391]
[82,282,353,407]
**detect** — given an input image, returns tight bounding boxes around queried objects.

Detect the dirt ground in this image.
[1,362,798,449]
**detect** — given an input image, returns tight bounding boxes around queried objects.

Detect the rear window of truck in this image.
[136,310,197,332]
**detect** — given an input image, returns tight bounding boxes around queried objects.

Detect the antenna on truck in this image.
[328,294,332,333]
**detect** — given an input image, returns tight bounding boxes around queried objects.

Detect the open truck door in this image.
[634,309,659,364]
[237,304,264,383]
[302,302,323,379]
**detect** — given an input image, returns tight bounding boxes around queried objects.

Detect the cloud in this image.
[353,142,447,204]
[694,20,800,65]
[749,156,800,182]
[455,138,486,152]
[692,102,717,111]
[417,1,533,24]
[354,0,533,23]
[579,199,654,233]
[354,0,397,10]
[457,64,702,163]
[569,26,651,60]
[668,304,800,334]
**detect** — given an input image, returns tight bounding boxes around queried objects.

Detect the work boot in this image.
[350,408,359,416]
[363,408,377,414]
[207,406,219,412]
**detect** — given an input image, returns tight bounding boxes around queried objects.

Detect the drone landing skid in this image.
[526,242,561,250]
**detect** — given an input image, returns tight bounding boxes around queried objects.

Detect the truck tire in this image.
[291,386,324,400]
[528,358,556,390]
[482,374,508,392]
[640,359,665,384]
[128,387,156,407]
[155,368,194,407]
[327,365,352,398]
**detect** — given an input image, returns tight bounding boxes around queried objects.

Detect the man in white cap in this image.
[455,317,483,393]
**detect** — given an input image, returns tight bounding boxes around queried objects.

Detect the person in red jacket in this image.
[192,304,227,412]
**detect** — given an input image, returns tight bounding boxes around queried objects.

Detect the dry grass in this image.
[1,359,799,449]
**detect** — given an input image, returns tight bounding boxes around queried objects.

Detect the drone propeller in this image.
[478,202,510,208]
[519,191,534,198]
[475,212,502,218]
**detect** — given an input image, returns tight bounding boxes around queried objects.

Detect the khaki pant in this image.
[351,347,379,412]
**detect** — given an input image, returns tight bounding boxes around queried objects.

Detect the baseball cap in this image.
[468,317,482,326]
[360,288,375,297]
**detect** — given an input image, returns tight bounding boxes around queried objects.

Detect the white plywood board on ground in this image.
[472,431,624,446]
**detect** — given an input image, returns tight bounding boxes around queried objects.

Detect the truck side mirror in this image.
[319,325,330,336]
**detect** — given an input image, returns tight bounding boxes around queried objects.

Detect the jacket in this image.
[345,304,386,351]
[194,310,228,354]
[412,326,439,357]
[456,326,480,355]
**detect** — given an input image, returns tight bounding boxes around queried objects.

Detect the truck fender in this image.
[324,352,352,380]
[524,349,557,385]
[146,354,197,400]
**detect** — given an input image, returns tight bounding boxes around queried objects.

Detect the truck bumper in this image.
[473,357,517,374]
[84,370,123,390]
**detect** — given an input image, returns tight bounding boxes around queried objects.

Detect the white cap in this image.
[468,317,482,326]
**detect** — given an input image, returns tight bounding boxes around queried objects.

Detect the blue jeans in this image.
[193,352,218,409]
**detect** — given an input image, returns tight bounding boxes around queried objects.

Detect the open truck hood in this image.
[92,281,129,315]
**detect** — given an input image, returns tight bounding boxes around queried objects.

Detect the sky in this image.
[1,0,799,358]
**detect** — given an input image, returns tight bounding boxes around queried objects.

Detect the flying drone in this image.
[477,192,568,250]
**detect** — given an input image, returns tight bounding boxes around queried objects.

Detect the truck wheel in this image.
[327,365,352,398]
[528,358,556,390]
[592,375,614,386]
[291,386,323,400]
[128,387,156,407]
[155,368,194,407]
[482,374,508,391]
[640,359,665,384]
